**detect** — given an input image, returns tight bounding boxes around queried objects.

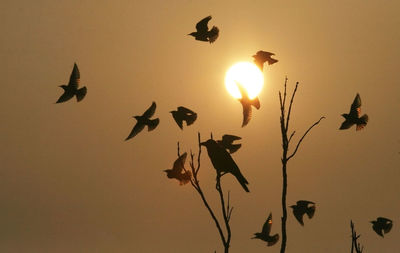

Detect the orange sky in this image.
[1,0,399,252]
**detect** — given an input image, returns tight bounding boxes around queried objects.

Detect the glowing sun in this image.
[225,62,264,99]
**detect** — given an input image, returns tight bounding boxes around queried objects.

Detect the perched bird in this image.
[200,139,249,192]
[339,93,368,131]
[236,82,260,127]
[188,16,219,43]
[290,200,316,226]
[170,106,198,130]
[164,152,192,185]
[217,134,242,154]
[56,63,87,103]
[252,213,279,246]
[253,51,278,71]
[125,102,159,141]
[370,217,393,237]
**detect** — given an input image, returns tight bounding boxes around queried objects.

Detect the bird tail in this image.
[251,97,261,110]
[208,26,219,43]
[147,118,160,131]
[234,171,249,192]
[76,87,87,102]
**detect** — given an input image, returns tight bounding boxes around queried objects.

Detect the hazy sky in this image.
[1,0,399,252]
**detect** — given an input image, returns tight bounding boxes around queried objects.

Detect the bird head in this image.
[200,139,216,148]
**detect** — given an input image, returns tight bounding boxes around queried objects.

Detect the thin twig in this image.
[287,116,325,161]
[285,82,299,131]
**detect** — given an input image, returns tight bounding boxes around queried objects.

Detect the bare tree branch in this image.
[287,116,325,161]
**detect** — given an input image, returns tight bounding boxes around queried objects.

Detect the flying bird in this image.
[200,139,249,192]
[217,134,242,154]
[236,82,260,127]
[252,213,279,246]
[370,217,393,237]
[188,16,219,43]
[290,200,316,226]
[164,152,192,185]
[170,106,197,130]
[339,93,368,131]
[125,101,159,141]
[56,63,87,103]
[253,51,278,71]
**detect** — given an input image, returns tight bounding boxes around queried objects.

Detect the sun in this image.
[225,62,264,99]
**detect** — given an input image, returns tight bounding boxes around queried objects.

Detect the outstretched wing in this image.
[196,16,211,33]
[56,89,74,103]
[125,122,145,141]
[68,63,80,89]
[356,114,368,131]
[222,134,242,143]
[178,106,196,115]
[142,101,157,118]
[349,93,362,118]
[173,152,187,173]
[339,119,354,130]
[147,118,159,131]
[261,213,273,235]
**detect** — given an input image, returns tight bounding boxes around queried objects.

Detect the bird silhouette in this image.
[370,217,393,237]
[125,101,159,141]
[200,139,249,192]
[56,63,87,103]
[188,16,219,43]
[164,152,192,185]
[253,51,278,71]
[290,200,316,226]
[339,93,368,131]
[217,134,242,154]
[236,82,260,127]
[170,106,197,130]
[252,213,279,246]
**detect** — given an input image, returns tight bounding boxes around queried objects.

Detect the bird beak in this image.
[200,141,206,146]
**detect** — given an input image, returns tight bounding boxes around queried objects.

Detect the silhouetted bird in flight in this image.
[188,16,219,43]
[164,152,192,185]
[370,217,393,237]
[253,51,278,71]
[217,134,242,154]
[290,200,316,226]
[339,93,368,131]
[236,82,260,127]
[125,101,159,141]
[56,63,87,103]
[252,213,279,246]
[170,106,197,130]
[200,139,249,192]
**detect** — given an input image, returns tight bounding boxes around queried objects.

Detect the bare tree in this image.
[278,77,325,253]
[177,133,233,253]
[350,220,364,253]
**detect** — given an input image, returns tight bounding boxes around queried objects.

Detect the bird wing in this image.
[253,58,264,71]
[171,112,184,129]
[267,234,279,246]
[142,101,157,118]
[173,152,187,173]
[196,16,211,33]
[228,144,242,154]
[56,89,74,103]
[208,26,219,43]
[125,122,145,141]
[372,223,384,237]
[222,134,242,143]
[291,207,305,226]
[306,205,316,219]
[178,106,196,115]
[76,87,87,102]
[339,119,354,130]
[147,118,159,131]
[68,63,80,89]
[349,93,362,118]
[261,213,273,235]
[383,221,393,234]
